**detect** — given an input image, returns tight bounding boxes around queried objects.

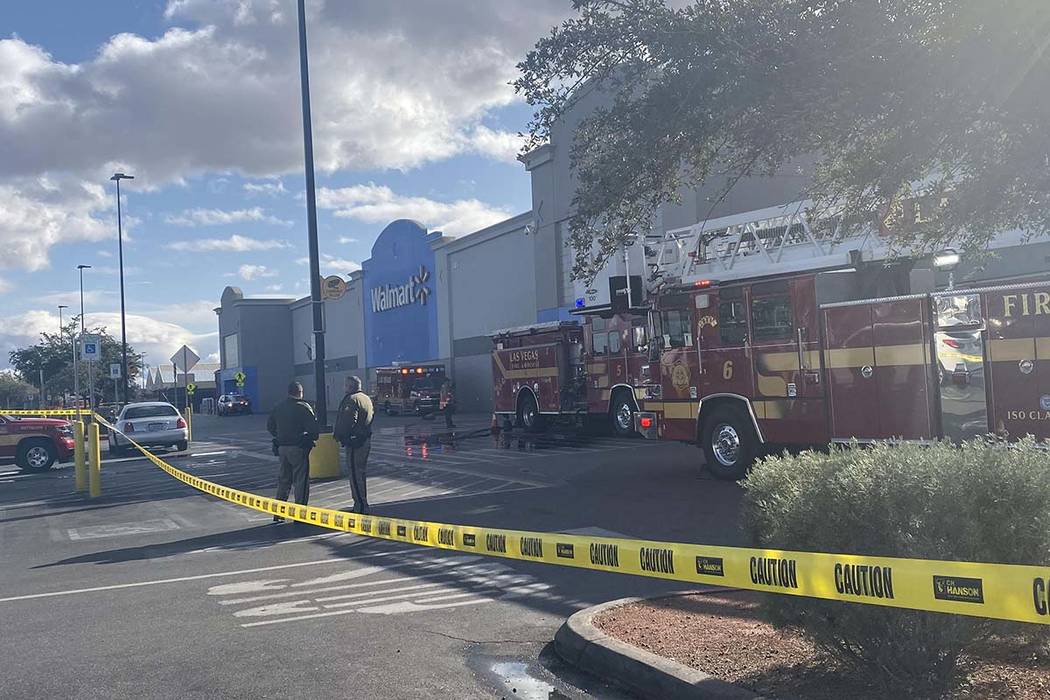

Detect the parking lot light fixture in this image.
[110,173,134,404]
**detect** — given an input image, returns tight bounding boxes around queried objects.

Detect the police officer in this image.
[266,381,319,522]
[334,376,374,514]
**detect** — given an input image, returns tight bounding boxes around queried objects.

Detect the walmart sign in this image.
[371,265,431,313]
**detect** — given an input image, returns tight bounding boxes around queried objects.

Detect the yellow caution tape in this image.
[98,415,1050,626]
[3,409,88,417]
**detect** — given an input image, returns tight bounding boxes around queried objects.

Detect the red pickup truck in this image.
[0,414,76,472]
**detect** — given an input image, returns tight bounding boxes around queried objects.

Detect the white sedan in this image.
[108,401,188,456]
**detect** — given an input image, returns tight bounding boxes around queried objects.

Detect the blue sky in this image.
[0,1,564,370]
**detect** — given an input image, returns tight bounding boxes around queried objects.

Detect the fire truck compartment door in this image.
[933,294,988,441]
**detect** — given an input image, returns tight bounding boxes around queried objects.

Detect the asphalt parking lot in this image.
[1,411,747,699]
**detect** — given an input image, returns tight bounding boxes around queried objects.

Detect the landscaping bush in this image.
[741,439,1050,698]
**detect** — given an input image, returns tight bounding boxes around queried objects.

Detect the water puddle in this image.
[487,661,570,700]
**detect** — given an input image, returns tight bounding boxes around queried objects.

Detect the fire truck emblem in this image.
[671,362,691,395]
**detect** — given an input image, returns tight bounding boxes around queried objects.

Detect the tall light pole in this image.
[296,0,328,427]
[58,305,68,406]
[110,172,134,405]
[78,264,93,411]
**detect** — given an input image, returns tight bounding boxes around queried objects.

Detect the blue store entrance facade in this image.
[362,220,442,369]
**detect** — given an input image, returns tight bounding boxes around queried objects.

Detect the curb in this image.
[554,595,759,700]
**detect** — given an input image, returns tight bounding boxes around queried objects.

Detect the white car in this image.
[108,401,188,456]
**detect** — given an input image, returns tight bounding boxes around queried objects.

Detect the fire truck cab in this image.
[373,364,447,416]
[491,314,649,435]
[634,200,1050,479]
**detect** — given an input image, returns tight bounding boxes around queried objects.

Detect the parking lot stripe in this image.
[0,546,419,604]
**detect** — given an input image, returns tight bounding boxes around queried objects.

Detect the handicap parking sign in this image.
[81,334,101,362]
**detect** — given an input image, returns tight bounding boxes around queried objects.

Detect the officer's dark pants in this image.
[276,445,310,505]
[345,439,371,512]
[444,402,456,428]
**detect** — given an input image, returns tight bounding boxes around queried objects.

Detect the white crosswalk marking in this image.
[210,552,557,627]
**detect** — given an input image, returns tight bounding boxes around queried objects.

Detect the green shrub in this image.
[742,439,1050,698]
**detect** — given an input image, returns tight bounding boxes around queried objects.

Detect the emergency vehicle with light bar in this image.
[373,364,447,415]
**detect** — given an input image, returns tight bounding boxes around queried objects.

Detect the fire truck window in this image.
[659,309,691,348]
[592,330,609,355]
[751,296,793,341]
[632,323,648,351]
[719,301,748,346]
[608,330,622,354]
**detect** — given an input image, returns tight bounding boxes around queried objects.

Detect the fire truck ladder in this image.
[647,200,885,287]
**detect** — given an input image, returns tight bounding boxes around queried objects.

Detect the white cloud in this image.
[0,1,570,268]
[0,278,9,294]
[244,180,287,196]
[468,126,526,163]
[165,234,289,252]
[296,255,360,276]
[317,183,512,236]
[164,207,291,227]
[0,308,216,369]
[97,250,113,258]
[337,236,358,244]
[238,264,276,280]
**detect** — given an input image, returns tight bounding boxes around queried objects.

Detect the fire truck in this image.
[490,314,649,435]
[626,200,1050,479]
[373,364,447,416]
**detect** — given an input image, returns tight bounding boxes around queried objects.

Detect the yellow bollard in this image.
[74,421,87,493]
[88,422,101,498]
[308,433,341,478]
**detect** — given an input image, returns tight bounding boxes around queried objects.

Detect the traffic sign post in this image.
[171,345,200,415]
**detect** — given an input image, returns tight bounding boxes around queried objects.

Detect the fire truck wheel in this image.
[701,407,755,481]
[17,439,56,472]
[517,391,545,432]
[610,394,636,437]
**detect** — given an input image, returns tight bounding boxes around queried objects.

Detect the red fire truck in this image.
[626,201,1050,479]
[373,364,447,416]
[490,314,649,435]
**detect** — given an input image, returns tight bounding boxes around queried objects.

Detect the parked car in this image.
[0,414,76,472]
[217,393,252,416]
[108,402,188,456]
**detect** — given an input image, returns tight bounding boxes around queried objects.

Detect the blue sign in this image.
[362,220,441,367]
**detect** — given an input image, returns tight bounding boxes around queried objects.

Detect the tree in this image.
[515,0,1050,281]
[8,319,143,405]
[0,371,36,409]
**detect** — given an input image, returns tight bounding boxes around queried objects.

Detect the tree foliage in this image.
[0,371,36,409]
[7,319,143,404]
[516,0,1050,280]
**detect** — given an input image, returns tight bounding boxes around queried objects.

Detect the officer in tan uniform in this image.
[334,376,374,513]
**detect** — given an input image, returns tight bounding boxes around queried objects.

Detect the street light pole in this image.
[58,305,68,406]
[296,0,328,427]
[110,173,134,405]
[78,264,93,412]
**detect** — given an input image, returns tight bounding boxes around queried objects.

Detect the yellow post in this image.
[88,422,101,498]
[74,420,87,493]
[309,433,341,478]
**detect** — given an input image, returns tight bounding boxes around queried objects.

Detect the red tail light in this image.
[640,417,654,429]
[176,418,187,429]
[942,338,960,348]
[123,422,135,433]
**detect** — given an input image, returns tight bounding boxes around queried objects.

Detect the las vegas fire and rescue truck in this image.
[493,199,1050,479]
[490,312,650,436]
[373,363,447,416]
